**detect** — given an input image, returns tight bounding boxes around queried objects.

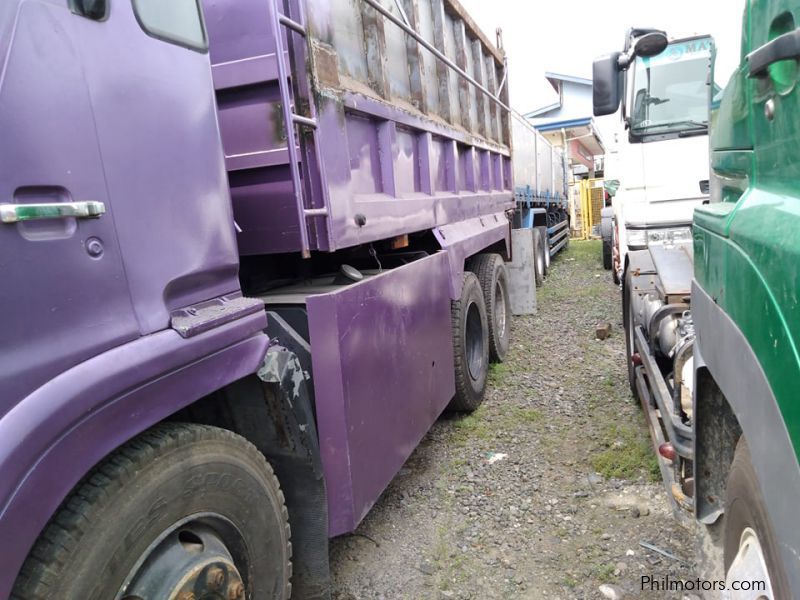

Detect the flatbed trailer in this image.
[511,117,571,285]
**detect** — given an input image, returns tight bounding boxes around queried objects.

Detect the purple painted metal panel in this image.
[434,210,511,298]
[201,0,514,256]
[0,315,269,599]
[0,1,243,414]
[307,253,455,535]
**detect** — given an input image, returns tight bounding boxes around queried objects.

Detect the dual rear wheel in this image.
[448,253,511,413]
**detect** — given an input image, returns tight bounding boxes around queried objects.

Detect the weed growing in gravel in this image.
[487,362,509,385]
[563,576,578,588]
[592,562,617,583]
[451,407,491,444]
[592,424,660,481]
[511,406,543,424]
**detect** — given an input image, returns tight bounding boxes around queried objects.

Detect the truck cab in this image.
[596,34,712,283]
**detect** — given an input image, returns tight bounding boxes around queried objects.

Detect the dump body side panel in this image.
[203,0,514,256]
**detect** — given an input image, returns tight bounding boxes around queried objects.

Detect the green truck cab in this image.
[694,1,800,592]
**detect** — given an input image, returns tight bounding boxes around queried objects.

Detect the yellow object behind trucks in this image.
[577,178,605,240]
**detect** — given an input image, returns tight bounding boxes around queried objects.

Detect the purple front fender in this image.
[0,312,269,598]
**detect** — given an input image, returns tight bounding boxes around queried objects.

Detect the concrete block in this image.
[507,228,537,315]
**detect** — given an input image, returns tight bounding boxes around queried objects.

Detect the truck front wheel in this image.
[12,423,292,600]
[602,238,612,270]
[448,272,489,412]
[469,253,511,363]
[723,438,789,598]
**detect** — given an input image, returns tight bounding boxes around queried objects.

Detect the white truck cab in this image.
[597,34,712,282]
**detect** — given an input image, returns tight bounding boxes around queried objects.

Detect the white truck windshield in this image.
[630,37,713,137]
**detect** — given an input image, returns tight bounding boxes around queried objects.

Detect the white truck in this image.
[597,32,712,286]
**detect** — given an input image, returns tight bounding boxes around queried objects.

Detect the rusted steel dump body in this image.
[205,0,515,257]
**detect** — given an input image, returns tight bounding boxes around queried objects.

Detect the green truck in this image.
[594,6,800,594]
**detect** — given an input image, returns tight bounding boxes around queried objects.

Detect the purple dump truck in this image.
[0,0,560,598]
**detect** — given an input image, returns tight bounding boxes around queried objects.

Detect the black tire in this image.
[622,268,638,401]
[602,238,612,270]
[536,226,550,275]
[723,438,790,597]
[468,253,511,363]
[12,423,292,600]
[448,272,489,412]
[531,228,545,288]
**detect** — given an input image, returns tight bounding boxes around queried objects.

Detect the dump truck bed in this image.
[203,0,518,256]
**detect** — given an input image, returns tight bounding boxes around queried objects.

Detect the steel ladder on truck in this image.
[269,0,329,258]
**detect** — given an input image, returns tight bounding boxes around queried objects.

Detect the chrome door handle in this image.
[0,201,106,223]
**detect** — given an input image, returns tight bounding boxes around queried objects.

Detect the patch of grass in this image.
[563,576,578,589]
[592,563,616,583]
[513,407,543,424]
[451,407,491,444]
[538,281,608,304]
[562,239,603,265]
[488,362,510,385]
[591,424,660,481]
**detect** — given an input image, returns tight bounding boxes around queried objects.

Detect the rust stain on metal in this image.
[312,42,341,89]
[228,581,245,600]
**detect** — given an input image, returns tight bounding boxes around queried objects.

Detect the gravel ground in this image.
[329,240,698,600]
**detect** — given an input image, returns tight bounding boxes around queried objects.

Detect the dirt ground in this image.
[329,240,699,600]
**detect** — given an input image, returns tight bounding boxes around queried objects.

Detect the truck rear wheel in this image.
[469,253,511,363]
[536,226,550,275]
[531,228,545,287]
[723,438,788,598]
[12,423,292,600]
[448,272,489,412]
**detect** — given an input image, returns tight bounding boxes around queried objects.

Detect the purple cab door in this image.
[0,0,139,414]
[0,0,242,416]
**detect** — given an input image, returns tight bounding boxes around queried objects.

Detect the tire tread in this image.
[468,253,510,363]
[448,272,489,412]
[12,423,292,600]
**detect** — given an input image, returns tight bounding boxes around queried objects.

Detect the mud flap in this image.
[257,344,330,600]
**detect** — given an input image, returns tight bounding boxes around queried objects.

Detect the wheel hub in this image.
[465,301,485,380]
[725,527,773,599]
[119,523,246,600]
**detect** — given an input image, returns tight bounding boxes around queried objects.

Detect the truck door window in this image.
[630,37,713,139]
[69,0,108,20]
[132,0,207,51]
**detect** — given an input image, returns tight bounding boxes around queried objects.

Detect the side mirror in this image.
[633,32,668,58]
[593,52,623,116]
